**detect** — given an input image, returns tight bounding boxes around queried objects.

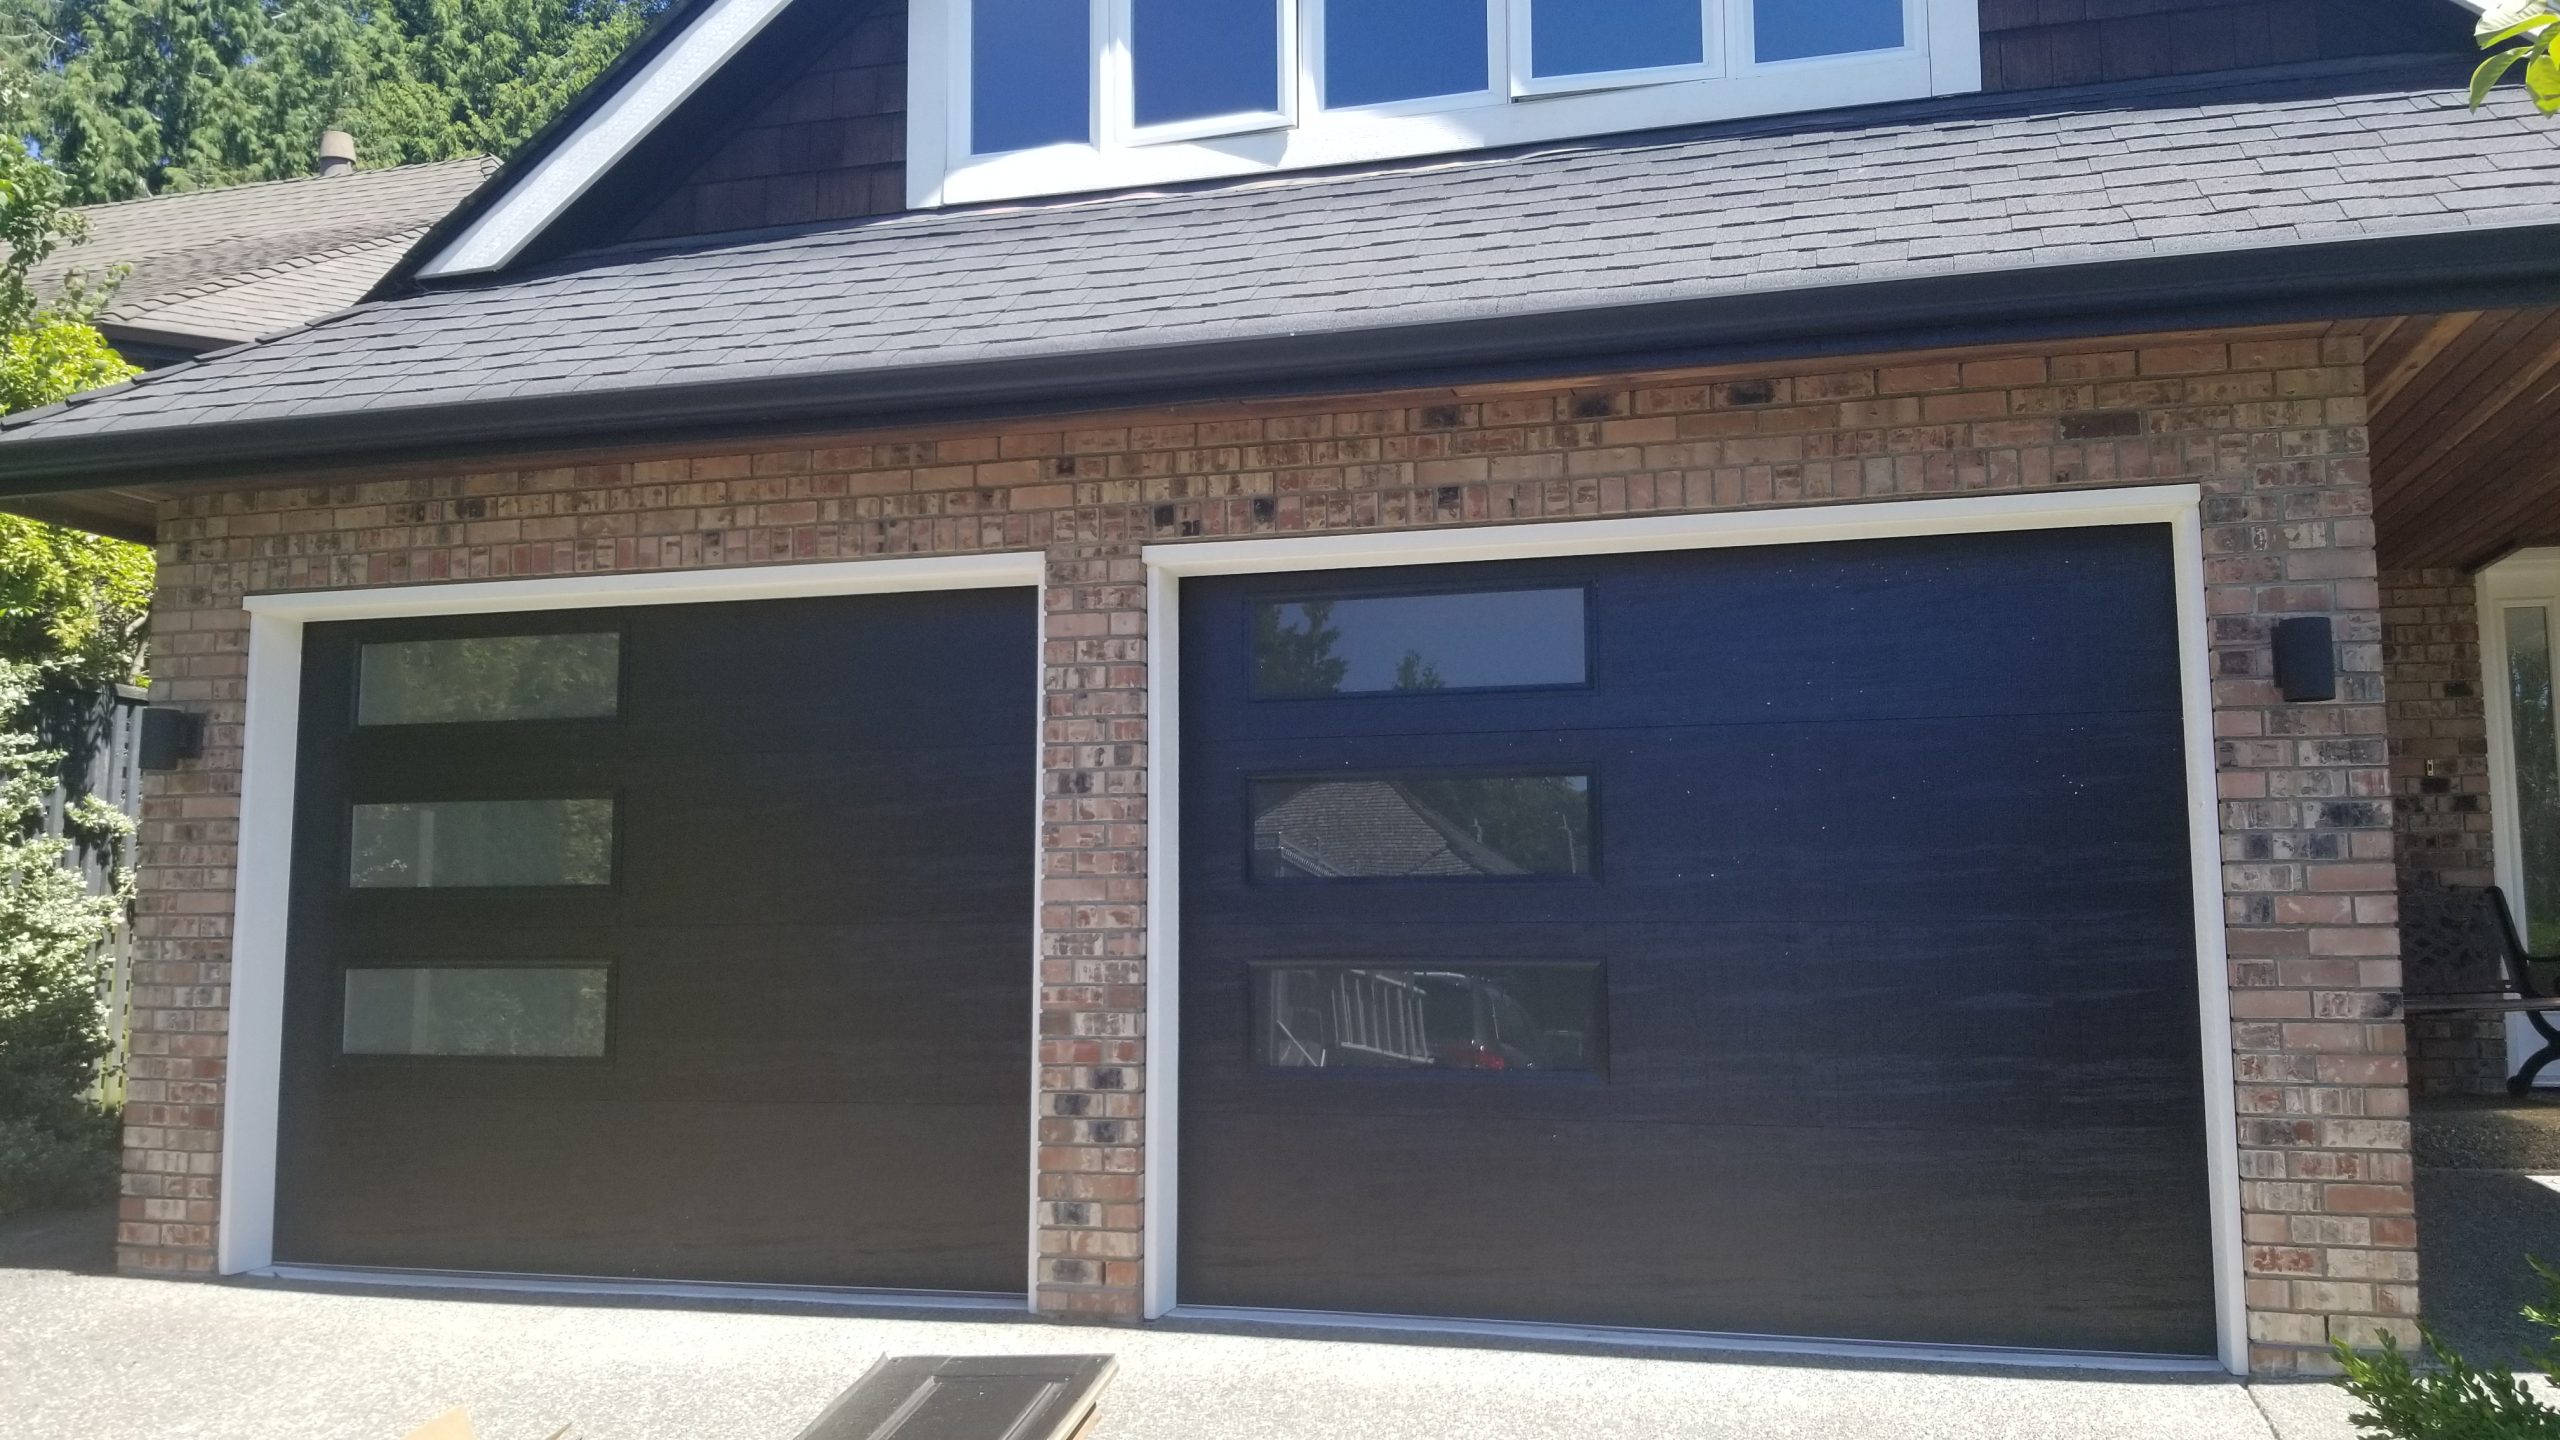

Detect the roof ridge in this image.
[72,155,497,216]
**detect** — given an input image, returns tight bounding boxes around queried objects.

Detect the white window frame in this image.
[1113,0,1298,146]
[911,0,1981,208]
[1507,0,1721,100]
[2478,548,2560,1088]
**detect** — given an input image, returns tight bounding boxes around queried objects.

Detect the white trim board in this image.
[215,552,1047,1280]
[1136,484,2249,1376]
[415,0,802,279]
[2474,548,2560,1087]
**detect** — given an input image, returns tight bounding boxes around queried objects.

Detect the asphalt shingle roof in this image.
[4,56,2553,454]
[28,158,494,348]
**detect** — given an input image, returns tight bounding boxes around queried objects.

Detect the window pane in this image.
[1326,0,1489,107]
[1251,774,1592,879]
[1133,0,1281,127]
[972,0,1091,153]
[351,799,615,888]
[2508,606,2560,952]
[344,966,608,1058]
[1755,0,1902,62]
[1254,963,1601,1072]
[358,633,618,725]
[1528,0,1702,78]
[1251,588,1585,696]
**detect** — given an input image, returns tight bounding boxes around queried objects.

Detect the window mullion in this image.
[1098,0,1131,149]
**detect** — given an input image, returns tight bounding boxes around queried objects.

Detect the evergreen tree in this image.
[7,0,669,203]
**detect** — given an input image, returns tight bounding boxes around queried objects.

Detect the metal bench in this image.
[2398,886,2560,1097]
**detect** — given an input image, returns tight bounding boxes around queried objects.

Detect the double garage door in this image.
[273,525,2213,1355]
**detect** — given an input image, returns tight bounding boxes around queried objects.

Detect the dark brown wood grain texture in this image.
[273,590,1037,1291]
[1177,528,2219,1355]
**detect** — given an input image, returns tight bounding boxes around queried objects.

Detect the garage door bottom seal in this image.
[1162,1305,2229,1375]
[251,1263,1025,1314]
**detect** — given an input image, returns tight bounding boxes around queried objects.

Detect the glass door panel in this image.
[2507,604,2560,952]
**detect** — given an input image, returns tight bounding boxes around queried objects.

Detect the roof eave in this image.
[12,222,2560,498]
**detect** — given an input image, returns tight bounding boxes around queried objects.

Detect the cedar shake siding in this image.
[125,327,2408,1372]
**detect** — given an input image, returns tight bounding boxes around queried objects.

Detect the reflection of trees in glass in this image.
[1251,602,1348,696]
[348,967,606,1057]
[359,633,620,724]
[433,969,607,1057]
[2512,609,2560,952]
[350,799,614,887]
[1402,775,1589,876]
[1392,651,1444,690]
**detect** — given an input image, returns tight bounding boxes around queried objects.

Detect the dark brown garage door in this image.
[1178,526,2216,1355]
[274,589,1035,1292]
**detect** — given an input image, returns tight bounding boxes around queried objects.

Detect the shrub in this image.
[0,659,132,1217]
[2334,1258,2560,1439]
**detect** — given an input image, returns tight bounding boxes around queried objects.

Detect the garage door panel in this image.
[279,1094,1024,1290]
[1178,1113,2215,1352]
[623,591,1033,752]
[278,592,1035,1290]
[1182,529,2181,745]
[617,749,1031,923]
[1184,919,2203,1128]
[1186,714,2194,926]
[1179,527,2215,1354]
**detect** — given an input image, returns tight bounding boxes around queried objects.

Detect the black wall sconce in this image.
[2271,616,2336,703]
[136,707,204,770]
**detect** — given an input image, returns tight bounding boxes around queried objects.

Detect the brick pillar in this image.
[118,549,248,1273]
[2381,568,2505,1095]
[2208,334,2418,1372]
[1033,539,1149,1318]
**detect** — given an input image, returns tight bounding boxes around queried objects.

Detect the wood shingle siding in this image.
[1981,0,2470,93]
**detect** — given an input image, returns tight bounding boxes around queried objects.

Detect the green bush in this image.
[2334,1259,2560,1439]
[0,659,132,1218]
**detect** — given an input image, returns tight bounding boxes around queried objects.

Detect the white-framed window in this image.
[910,0,1978,207]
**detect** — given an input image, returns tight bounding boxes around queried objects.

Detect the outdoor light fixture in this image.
[136,706,204,770]
[2271,616,2337,703]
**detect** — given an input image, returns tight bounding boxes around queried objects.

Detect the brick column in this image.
[1033,538,1150,1318]
[118,549,249,1273]
[2207,334,2418,1372]
[2381,568,2505,1095]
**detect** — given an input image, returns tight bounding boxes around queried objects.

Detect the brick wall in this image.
[2381,567,2506,1094]
[127,329,2406,1371]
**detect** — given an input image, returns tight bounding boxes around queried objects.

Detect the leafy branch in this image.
[2472,1,2560,113]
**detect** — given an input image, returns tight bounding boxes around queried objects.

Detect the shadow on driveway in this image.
[0,1202,115,1275]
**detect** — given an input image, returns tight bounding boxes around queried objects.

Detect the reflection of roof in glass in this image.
[1253,780,1524,878]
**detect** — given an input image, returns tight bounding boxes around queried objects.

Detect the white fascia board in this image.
[414,0,802,280]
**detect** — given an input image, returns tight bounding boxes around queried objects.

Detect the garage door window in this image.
[1250,587,1586,696]
[1250,773,1592,879]
[357,632,620,724]
[1254,962,1602,1072]
[350,798,615,888]
[341,964,609,1058]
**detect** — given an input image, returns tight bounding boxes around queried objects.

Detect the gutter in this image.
[8,222,2560,496]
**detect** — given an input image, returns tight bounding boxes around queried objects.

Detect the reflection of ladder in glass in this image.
[1331,969,1431,1065]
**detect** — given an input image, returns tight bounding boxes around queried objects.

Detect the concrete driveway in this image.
[0,1253,2370,1440]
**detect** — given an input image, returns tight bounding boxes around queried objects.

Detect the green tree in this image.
[1,81,138,412]
[11,0,670,202]
[0,107,150,1215]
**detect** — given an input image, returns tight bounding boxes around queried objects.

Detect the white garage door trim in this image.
[1140,484,2243,1374]
[218,552,1050,1297]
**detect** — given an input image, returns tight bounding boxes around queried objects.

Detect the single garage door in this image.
[1178,525,2216,1355]
[274,589,1034,1292]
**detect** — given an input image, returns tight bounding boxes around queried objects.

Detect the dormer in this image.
[910,0,1977,205]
